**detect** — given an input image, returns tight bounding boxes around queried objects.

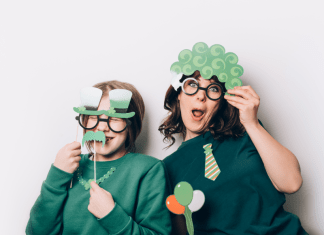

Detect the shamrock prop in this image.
[166,182,205,235]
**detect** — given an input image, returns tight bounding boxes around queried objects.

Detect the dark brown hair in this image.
[158,71,245,147]
[83,80,145,153]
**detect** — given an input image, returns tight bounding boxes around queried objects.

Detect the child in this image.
[26,80,171,235]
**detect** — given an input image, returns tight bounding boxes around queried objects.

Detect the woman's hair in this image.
[83,80,145,153]
[159,70,245,147]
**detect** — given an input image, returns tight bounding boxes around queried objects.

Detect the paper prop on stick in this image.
[166,182,205,235]
[73,88,135,188]
[82,131,106,148]
[73,87,106,186]
[170,42,244,95]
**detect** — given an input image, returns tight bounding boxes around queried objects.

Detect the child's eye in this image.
[110,118,123,122]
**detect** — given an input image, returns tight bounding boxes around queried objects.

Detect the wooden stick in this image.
[70,123,79,189]
[94,140,96,183]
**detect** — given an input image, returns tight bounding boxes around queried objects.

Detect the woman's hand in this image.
[225,85,303,194]
[224,86,260,128]
[88,181,115,219]
[54,141,82,174]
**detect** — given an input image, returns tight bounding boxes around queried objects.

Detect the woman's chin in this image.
[186,121,206,133]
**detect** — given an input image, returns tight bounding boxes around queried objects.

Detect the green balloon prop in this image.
[174,182,193,206]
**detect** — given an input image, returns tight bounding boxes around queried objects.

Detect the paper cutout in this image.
[73,107,105,115]
[73,88,135,189]
[77,167,116,190]
[74,87,104,115]
[80,87,103,108]
[188,190,205,212]
[170,71,184,90]
[106,106,116,115]
[166,182,205,235]
[203,143,221,181]
[174,182,193,206]
[74,89,135,118]
[165,195,185,214]
[82,131,106,147]
[105,89,135,118]
[170,42,243,92]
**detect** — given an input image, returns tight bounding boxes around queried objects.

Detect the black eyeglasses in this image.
[75,114,131,133]
[181,78,224,101]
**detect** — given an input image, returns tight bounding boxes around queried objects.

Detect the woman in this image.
[160,43,307,234]
[26,80,171,235]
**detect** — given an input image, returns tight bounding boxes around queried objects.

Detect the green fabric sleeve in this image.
[26,164,73,235]
[98,161,172,235]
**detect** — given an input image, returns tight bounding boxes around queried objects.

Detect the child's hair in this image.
[83,80,145,153]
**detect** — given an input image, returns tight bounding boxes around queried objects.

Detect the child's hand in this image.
[54,141,82,174]
[88,181,115,218]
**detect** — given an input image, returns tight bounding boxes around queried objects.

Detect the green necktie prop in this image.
[203,143,221,181]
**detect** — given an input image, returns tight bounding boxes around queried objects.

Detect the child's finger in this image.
[71,149,82,158]
[90,181,99,190]
[70,141,81,150]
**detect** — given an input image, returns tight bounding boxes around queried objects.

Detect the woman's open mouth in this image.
[191,109,205,121]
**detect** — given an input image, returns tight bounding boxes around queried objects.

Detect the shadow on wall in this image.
[134,113,150,154]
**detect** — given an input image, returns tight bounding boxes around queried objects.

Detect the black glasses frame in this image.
[75,114,131,133]
[181,77,225,101]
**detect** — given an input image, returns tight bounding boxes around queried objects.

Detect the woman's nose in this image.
[196,88,206,101]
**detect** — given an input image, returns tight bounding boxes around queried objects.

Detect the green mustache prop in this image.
[82,131,106,148]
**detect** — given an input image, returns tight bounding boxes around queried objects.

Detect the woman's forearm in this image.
[245,122,303,194]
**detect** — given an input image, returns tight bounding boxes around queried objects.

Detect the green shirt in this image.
[26,153,172,235]
[163,131,307,235]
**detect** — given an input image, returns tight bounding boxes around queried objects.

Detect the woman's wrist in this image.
[243,120,261,134]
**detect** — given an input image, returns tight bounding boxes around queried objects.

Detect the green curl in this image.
[170,42,244,89]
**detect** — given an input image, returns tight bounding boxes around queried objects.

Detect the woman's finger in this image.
[227,100,245,110]
[225,95,249,105]
[241,85,260,100]
[227,87,254,100]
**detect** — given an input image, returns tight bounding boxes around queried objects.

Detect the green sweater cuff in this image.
[98,202,131,234]
[45,164,74,191]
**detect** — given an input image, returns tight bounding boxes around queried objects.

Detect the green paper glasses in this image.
[75,115,131,133]
[181,78,224,101]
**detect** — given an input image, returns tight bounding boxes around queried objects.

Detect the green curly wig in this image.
[170,42,244,90]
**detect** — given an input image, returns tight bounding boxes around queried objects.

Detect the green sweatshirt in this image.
[26,153,172,235]
[163,131,307,235]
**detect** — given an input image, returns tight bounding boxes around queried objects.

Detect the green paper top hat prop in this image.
[106,89,135,118]
[73,87,135,118]
[170,42,244,92]
[73,87,105,115]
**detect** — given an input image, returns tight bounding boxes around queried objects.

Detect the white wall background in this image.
[1,0,323,234]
